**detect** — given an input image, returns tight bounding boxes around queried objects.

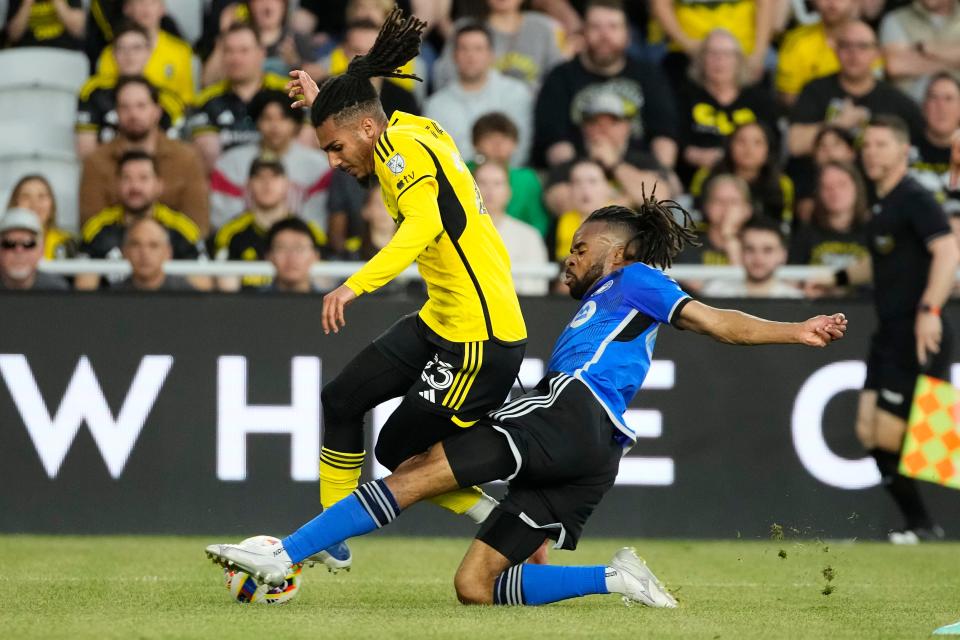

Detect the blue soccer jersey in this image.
[547,262,691,443]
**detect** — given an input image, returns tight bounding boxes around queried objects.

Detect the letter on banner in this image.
[217,356,320,481]
[792,361,880,489]
[0,354,173,479]
[618,360,675,486]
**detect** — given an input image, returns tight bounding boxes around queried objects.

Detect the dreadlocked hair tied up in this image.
[310,7,427,128]
[586,187,700,270]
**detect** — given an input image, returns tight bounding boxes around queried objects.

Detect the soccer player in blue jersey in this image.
[206,197,848,607]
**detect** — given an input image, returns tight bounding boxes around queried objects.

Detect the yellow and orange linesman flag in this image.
[900,375,960,490]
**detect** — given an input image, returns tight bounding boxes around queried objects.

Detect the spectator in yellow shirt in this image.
[775,0,860,105]
[96,0,195,105]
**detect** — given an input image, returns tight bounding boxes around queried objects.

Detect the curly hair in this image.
[310,7,426,127]
[586,187,699,269]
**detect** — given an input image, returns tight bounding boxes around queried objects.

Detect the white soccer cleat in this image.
[205,535,293,588]
[610,547,678,608]
[305,541,352,573]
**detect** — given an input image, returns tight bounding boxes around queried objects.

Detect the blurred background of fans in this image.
[0,0,957,295]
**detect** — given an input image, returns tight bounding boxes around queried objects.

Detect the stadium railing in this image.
[39,260,836,282]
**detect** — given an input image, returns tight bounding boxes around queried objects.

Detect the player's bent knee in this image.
[320,382,351,422]
[453,569,493,605]
[374,433,408,471]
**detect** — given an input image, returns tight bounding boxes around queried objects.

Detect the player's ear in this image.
[359,116,379,142]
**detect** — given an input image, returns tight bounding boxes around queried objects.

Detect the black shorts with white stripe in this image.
[443,372,622,553]
[374,312,525,425]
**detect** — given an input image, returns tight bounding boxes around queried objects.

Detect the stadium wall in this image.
[1,293,958,539]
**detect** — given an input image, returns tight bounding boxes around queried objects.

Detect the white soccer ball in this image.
[222,536,302,605]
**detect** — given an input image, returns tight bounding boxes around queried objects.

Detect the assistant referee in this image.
[824,115,959,542]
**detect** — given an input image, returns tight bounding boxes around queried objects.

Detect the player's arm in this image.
[916,233,960,364]
[674,300,847,347]
[322,178,443,334]
[343,183,442,294]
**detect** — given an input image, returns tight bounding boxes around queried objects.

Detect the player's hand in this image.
[915,312,942,366]
[321,284,358,335]
[798,313,848,347]
[287,69,319,109]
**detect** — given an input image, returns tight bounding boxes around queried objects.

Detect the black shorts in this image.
[374,313,525,425]
[864,317,953,420]
[444,373,623,558]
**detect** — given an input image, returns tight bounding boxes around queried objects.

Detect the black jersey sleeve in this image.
[910,189,952,244]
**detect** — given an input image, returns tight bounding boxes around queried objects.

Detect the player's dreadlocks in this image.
[310,7,426,127]
[586,186,700,270]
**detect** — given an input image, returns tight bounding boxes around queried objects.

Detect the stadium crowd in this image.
[1,0,959,296]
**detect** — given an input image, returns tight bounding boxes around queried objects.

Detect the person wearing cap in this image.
[209,89,331,232]
[533,1,677,169]
[423,22,533,165]
[543,90,678,217]
[213,156,326,291]
[0,209,69,291]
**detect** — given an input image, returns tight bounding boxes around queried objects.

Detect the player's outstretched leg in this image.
[206,443,469,585]
[455,538,676,608]
[205,478,401,587]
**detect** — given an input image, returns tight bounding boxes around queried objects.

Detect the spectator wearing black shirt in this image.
[533,0,677,169]
[545,91,677,218]
[794,125,858,221]
[676,173,753,269]
[691,122,795,230]
[910,73,960,195]
[790,161,870,268]
[76,22,186,159]
[4,0,85,48]
[788,21,925,163]
[678,28,780,187]
[812,115,959,542]
[191,23,291,172]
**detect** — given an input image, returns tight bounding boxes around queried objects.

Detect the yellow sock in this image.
[319,447,365,510]
[429,486,497,523]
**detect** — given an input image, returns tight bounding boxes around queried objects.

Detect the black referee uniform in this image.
[864,173,952,536]
[865,174,953,418]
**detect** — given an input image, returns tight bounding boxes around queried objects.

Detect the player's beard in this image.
[568,261,605,300]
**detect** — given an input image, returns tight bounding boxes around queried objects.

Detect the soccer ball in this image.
[222,536,302,605]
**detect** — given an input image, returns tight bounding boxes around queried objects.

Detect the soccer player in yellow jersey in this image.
[286,8,527,571]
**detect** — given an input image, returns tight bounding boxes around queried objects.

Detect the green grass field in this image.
[1,535,958,639]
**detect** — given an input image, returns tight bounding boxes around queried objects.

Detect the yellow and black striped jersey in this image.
[214,212,326,289]
[344,111,526,344]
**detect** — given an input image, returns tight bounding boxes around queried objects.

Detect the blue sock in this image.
[282,479,400,564]
[492,564,609,606]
